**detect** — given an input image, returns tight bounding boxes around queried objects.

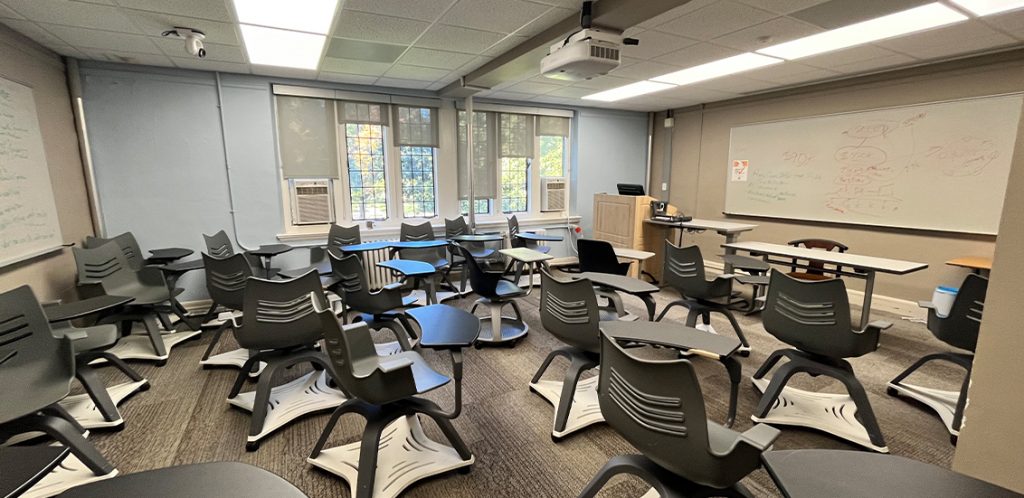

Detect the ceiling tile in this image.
[171,57,249,73]
[333,11,430,45]
[327,38,406,63]
[1,19,67,46]
[743,61,839,84]
[152,37,245,62]
[734,0,831,15]
[788,0,929,30]
[569,74,639,90]
[711,16,822,51]
[426,80,450,90]
[545,85,596,98]
[504,80,562,94]
[636,0,720,29]
[483,35,528,56]
[416,24,504,53]
[829,52,918,74]
[621,30,697,60]
[651,0,777,41]
[341,0,457,22]
[0,3,23,18]
[2,0,137,32]
[528,95,576,105]
[799,44,913,69]
[980,10,1024,41]
[659,85,739,102]
[525,74,573,86]
[78,47,173,66]
[321,57,393,76]
[113,0,231,22]
[250,66,318,79]
[482,90,535,100]
[317,72,379,85]
[610,60,682,80]
[653,42,741,67]
[515,6,574,37]
[440,0,550,34]
[123,10,239,45]
[45,44,88,58]
[375,76,435,89]
[43,24,162,53]
[383,64,450,81]
[690,74,777,93]
[398,47,475,69]
[878,20,1018,60]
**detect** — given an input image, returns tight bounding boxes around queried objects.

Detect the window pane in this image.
[501,157,529,213]
[345,124,388,220]
[460,198,492,215]
[400,146,436,218]
[539,135,565,177]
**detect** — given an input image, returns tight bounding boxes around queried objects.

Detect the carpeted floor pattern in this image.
[82,285,964,497]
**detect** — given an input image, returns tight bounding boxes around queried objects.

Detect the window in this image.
[457,111,496,215]
[344,123,388,220]
[394,106,439,218]
[539,135,566,177]
[499,113,533,213]
[459,199,492,215]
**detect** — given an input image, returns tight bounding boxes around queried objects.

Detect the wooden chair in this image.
[787,238,849,281]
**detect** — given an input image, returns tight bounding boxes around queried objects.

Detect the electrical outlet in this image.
[661,182,668,191]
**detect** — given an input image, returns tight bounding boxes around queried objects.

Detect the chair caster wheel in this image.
[550,434,562,443]
[473,342,482,350]
[950,435,958,445]
[458,464,473,475]
[110,423,126,432]
[155,360,167,367]
[737,349,751,357]
[245,441,260,452]
[138,382,151,392]
[886,386,899,396]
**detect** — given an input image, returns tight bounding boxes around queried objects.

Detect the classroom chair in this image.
[328,252,419,355]
[198,253,264,375]
[445,216,495,292]
[203,229,275,278]
[751,272,892,452]
[786,238,849,280]
[396,221,456,299]
[0,286,117,495]
[507,214,550,253]
[226,271,345,451]
[577,330,779,498]
[888,274,988,444]
[577,238,632,320]
[530,270,604,440]
[458,245,529,347]
[72,243,200,364]
[656,242,751,354]
[309,223,361,267]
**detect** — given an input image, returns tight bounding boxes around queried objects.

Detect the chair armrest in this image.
[378,357,414,373]
[918,300,935,309]
[41,298,63,306]
[867,320,893,331]
[714,274,736,281]
[738,423,781,451]
[382,282,405,291]
[62,330,90,342]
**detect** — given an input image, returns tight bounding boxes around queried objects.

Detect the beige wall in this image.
[0,25,93,300]
[952,92,1024,493]
[650,51,1024,301]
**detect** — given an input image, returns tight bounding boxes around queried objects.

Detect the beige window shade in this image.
[457,110,497,199]
[536,115,570,137]
[499,113,534,158]
[275,95,339,179]
[338,101,388,125]
[393,106,439,147]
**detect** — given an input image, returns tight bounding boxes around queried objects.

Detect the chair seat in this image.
[494,279,525,298]
[707,421,741,456]
[397,351,450,394]
[67,324,119,353]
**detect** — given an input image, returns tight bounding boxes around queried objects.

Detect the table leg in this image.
[722,355,742,428]
[523,262,537,296]
[722,232,739,274]
[426,277,438,305]
[639,294,656,321]
[262,256,272,279]
[859,271,875,330]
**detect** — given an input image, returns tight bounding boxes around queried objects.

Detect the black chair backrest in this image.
[236,271,327,350]
[328,252,402,313]
[319,314,417,405]
[327,224,361,254]
[507,215,524,248]
[540,270,600,354]
[202,253,252,312]
[203,230,235,259]
[0,286,75,425]
[763,271,878,359]
[457,245,499,297]
[788,238,848,276]
[399,222,443,263]
[578,239,626,275]
[445,217,468,239]
[931,274,988,352]
[598,330,712,481]
[84,232,145,271]
[662,242,716,298]
[73,243,138,295]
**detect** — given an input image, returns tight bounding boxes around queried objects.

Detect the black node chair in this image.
[444,216,495,292]
[226,271,345,451]
[888,274,988,444]
[57,462,309,498]
[751,271,892,452]
[308,316,474,498]
[578,330,779,498]
[577,238,633,320]
[199,253,262,375]
[73,243,200,364]
[0,286,116,489]
[395,222,456,298]
[458,245,529,347]
[530,270,603,440]
[657,242,751,354]
[202,230,274,278]
[310,223,361,264]
[787,238,849,281]
[505,214,551,276]
[328,252,419,355]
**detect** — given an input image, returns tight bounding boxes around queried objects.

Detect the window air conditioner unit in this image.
[541,177,567,212]
[290,179,335,225]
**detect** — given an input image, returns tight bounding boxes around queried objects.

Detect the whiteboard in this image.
[725,94,1023,234]
[0,76,62,266]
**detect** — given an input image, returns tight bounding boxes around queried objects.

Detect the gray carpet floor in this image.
[83,286,964,497]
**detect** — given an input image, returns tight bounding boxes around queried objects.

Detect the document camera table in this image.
[247,244,293,278]
[377,259,438,304]
[762,450,1023,498]
[601,321,743,427]
[0,446,71,498]
[573,272,659,321]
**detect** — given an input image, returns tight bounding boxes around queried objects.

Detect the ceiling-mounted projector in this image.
[541,1,638,81]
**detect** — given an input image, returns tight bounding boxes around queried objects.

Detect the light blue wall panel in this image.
[573,108,649,235]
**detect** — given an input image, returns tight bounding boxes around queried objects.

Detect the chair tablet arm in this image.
[378,357,414,374]
[867,320,893,331]
[918,300,936,309]
[738,423,781,452]
[715,274,736,280]
[62,330,90,342]
[382,282,405,291]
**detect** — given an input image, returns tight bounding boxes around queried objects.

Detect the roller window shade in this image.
[276,95,339,179]
[536,115,570,137]
[393,106,439,147]
[457,110,497,199]
[338,101,388,125]
[499,112,534,158]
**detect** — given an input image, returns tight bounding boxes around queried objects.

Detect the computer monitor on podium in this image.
[617,183,645,196]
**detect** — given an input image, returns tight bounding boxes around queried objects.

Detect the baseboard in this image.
[704,260,925,319]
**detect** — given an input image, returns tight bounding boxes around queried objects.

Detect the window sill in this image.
[277,213,581,244]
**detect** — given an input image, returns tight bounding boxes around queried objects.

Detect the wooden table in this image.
[645,218,758,273]
[499,248,553,296]
[724,241,928,329]
[946,256,992,276]
[600,321,743,427]
[573,272,659,320]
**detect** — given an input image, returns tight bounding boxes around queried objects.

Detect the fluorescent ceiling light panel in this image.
[758,3,967,60]
[234,0,339,34]
[582,81,676,102]
[650,53,782,86]
[241,25,326,69]
[949,0,1024,15]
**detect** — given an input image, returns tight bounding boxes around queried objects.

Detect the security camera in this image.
[161,27,206,59]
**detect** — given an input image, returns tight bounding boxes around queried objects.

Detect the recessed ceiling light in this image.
[650,53,782,86]
[582,81,676,102]
[949,0,1024,16]
[757,3,967,60]
[240,25,326,69]
[233,0,339,34]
